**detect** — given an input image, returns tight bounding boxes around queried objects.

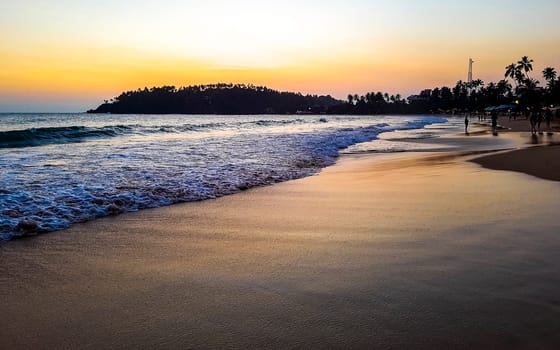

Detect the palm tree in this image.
[516,77,539,95]
[542,67,557,88]
[516,78,540,110]
[505,63,525,87]
[496,79,512,98]
[469,79,484,92]
[347,94,354,105]
[453,80,468,99]
[505,63,518,80]
[523,78,539,90]
[517,56,534,78]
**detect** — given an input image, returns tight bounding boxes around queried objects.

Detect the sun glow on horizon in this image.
[1,0,560,111]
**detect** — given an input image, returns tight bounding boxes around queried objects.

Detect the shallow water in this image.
[0,113,446,240]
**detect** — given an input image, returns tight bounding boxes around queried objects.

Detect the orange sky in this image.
[1,0,560,112]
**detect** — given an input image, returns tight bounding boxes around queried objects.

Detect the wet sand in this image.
[473,143,560,182]
[471,116,560,182]
[2,127,560,349]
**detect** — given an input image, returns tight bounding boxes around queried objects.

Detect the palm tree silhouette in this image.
[470,79,484,92]
[505,63,521,85]
[517,56,534,78]
[496,79,512,98]
[523,78,539,90]
[542,67,557,88]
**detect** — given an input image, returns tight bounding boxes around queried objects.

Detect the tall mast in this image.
[467,58,474,84]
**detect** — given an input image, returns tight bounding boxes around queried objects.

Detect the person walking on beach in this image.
[530,109,538,134]
[464,115,469,134]
[536,109,543,132]
[491,110,498,133]
[545,108,552,130]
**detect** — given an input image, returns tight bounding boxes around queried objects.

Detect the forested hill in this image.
[87,84,342,114]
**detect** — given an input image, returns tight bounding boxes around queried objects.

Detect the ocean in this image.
[0,113,447,240]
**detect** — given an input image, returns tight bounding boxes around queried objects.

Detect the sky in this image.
[1,0,560,112]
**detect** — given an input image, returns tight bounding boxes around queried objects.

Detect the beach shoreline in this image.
[468,115,560,182]
[2,119,560,349]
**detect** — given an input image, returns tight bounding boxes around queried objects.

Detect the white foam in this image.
[0,114,446,240]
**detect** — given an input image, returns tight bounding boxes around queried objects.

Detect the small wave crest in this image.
[0,119,310,149]
[0,125,134,149]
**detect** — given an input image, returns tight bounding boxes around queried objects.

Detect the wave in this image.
[0,115,448,240]
[0,118,317,149]
[251,118,306,126]
[0,125,134,149]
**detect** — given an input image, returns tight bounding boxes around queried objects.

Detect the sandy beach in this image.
[470,115,560,182]
[2,119,560,349]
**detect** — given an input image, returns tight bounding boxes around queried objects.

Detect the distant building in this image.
[407,95,425,103]
[407,90,431,103]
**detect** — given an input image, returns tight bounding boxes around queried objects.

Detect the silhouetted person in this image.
[545,109,552,130]
[530,110,538,134]
[464,115,469,134]
[491,110,498,133]
[537,110,543,131]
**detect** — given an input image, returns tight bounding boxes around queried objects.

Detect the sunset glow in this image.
[1,0,560,111]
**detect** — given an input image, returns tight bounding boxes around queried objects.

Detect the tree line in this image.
[87,83,341,114]
[340,56,559,115]
[340,56,560,114]
[88,57,559,115]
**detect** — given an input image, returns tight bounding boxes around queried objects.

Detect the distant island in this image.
[89,57,559,115]
[87,84,342,115]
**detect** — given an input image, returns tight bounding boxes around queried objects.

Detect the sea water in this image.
[0,114,446,240]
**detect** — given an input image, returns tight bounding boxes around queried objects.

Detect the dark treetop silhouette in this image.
[87,84,342,115]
